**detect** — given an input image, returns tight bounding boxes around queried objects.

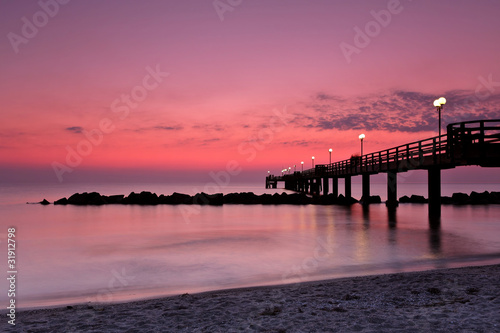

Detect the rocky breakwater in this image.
[398,191,500,205]
[36,190,500,206]
[44,191,359,206]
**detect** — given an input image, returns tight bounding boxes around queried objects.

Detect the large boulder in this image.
[469,191,490,205]
[167,192,193,204]
[452,192,469,205]
[441,196,452,204]
[410,195,427,203]
[336,194,358,206]
[67,192,105,205]
[193,193,223,205]
[54,197,68,205]
[399,195,410,203]
[123,191,159,205]
[223,192,260,204]
[490,192,500,204]
[104,195,124,204]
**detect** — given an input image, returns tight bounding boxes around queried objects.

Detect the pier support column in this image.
[345,176,352,198]
[361,174,370,204]
[386,171,399,208]
[323,177,329,196]
[428,168,441,218]
[331,177,338,197]
[305,179,310,194]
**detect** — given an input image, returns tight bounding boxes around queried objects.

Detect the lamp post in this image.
[329,148,332,164]
[433,97,446,138]
[433,97,446,158]
[288,167,291,174]
[312,156,315,168]
[301,161,304,172]
[358,134,365,156]
[294,164,296,172]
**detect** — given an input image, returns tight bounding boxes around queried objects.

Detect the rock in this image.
[223,192,257,204]
[193,193,223,205]
[40,199,50,205]
[336,194,358,206]
[54,197,68,205]
[385,199,399,208]
[288,192,311,205]
[410,195,427,203]
[399,195,410,203]
[469,191,490,205]
[104,195,124,204]
[167,192,193,204]
[123,191,159,205]
[441,196,452,204]
[259,193,274,205]
[490,192,500,204]
[452,192,469,205]
[67,192,105,205]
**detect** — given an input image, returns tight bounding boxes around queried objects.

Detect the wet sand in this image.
[4,264,500,332]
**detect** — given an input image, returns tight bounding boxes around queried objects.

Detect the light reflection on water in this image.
[1,200,500,309]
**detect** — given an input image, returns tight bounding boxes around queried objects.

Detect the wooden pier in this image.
[266,119,500,217]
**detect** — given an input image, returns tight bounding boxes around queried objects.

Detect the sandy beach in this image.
[3,264,500,332]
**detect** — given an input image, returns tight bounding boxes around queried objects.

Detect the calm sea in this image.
[1,181,500,309]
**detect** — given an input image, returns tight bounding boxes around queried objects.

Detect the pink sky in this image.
[1,0,500,183]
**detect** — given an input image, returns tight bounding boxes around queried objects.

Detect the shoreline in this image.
[4,264,500,332]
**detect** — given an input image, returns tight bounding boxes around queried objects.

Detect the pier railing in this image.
[283,119,500,179]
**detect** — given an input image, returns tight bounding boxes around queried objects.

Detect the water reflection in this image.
[362,205,370,230]
[387,208,397,229]
[3,202,500,309]
[387,209,398,247]
[428,222,442,257]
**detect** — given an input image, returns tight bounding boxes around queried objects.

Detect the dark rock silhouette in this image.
[54,197,68,205]
[39,190,500,206]
[398,195,411,203]
[441,196,452,204]
[67,192,105,205]
[410,195,427,203]
[122,191,159,205]
[470,191,490,204]
[106,195,125,204]
[451,192,469,205]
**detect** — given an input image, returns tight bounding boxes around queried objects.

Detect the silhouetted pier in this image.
[266,119,500,217]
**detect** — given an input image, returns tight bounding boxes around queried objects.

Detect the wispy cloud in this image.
[294,90,500,133]
[191,123,225,132]
[153,125,183,131]
[65,126,83,133]
[130,125,184,132]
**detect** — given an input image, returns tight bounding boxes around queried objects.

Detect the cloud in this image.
[191,124,225,132]
[294,90,500,133]
[154,125,183,131]
[131,125,184,132]
[65,126,83,133]
[280,140,311,146]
